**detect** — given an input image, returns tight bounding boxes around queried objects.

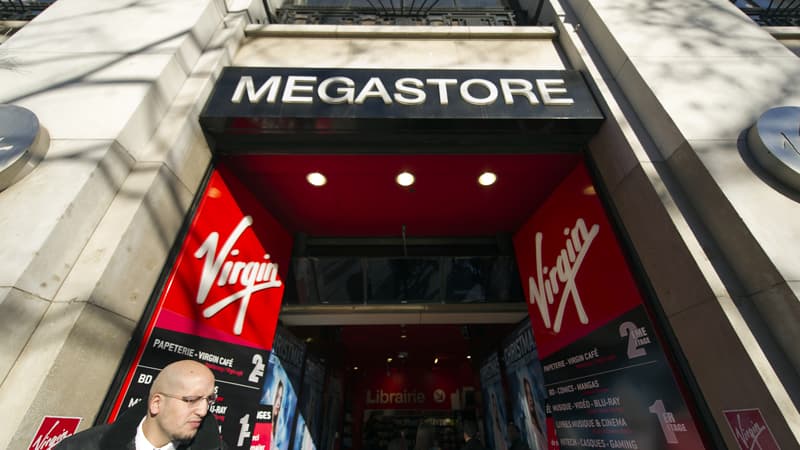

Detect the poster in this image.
[293,355,326,450]
[479,352,509,450]
[320,373,343,450]
[262,326,306,450]
[105,165,293,449]
[513,163,707,449]
[502,319,547,450]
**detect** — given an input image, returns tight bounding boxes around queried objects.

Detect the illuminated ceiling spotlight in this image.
[386,357,393,363]
[478,171,497,186]
[306,172,327,186]
[396,171,415,187]
[466,355,472,360]
[434,357,439,365]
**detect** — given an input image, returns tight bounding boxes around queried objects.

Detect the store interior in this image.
[279,322,527,450]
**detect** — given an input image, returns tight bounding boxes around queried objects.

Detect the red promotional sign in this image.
[153,165,292,349]
[108,163,293,429]
[514,163,642,358]
[357,368,460,410]
[514,163,707,449]
[723,409,780,450]
[28,416,82,450]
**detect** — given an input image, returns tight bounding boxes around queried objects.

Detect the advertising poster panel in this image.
[513,163,707,449]
[293,355,327,450]
[502,319,547,450]
[262,327,307,450]
[105,165,293,449]
[479,352,509,450]
[320,373,343,450]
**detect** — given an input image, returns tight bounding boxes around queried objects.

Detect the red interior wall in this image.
[348,364,477,450]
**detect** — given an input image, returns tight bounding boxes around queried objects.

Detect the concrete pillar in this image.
[551,0,800,446]
[0,0,256,447]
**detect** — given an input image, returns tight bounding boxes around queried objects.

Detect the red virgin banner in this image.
[514,163,707,450]
[513,164,641,359]
[107,165,293,448]
[27,416,82,450]
[723,409,780,450]
[153,165,292,350]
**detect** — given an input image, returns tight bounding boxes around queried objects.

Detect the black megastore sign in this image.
[202,67,601,120]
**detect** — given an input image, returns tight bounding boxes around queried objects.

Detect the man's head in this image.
[144,360,216,447]
[462,419,479,442]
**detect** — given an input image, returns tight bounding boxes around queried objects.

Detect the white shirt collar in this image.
[136,417,177,450]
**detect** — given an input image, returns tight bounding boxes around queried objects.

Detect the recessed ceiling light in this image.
[396,171,415,187]
[434,357,439,365]
[466,355,472,359]
[386,357,393,363]
[478,172,497,186]
[306,172,327,186]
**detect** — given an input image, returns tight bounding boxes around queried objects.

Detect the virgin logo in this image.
[194,216,282,335]
[733,413,768,450]
[528,218,599,333]
[30,420,71,450]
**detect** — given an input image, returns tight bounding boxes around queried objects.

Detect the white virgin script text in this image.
[31,420,72,450]
[194,216,281,335]
[528,218,599,333]
[734,414,767,450]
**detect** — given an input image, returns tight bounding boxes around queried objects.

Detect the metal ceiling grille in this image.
[269,0,534,25]
[276,8,518,25]
[0,0,50,21]
[735,0,800,25]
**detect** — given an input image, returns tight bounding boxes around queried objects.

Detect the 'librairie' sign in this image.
[200,67,602,120]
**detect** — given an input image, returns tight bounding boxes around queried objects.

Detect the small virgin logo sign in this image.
[28,416,82,450]
[723,409,780,450]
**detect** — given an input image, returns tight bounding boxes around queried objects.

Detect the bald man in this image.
[55,359,227,450]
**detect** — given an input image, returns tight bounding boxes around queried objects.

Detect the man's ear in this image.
[149,394,162,416]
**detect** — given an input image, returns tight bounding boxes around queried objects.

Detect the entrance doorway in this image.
[285,322,525,450]
[220,152,575,450]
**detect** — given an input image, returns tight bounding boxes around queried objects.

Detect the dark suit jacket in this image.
[53,402,227,450]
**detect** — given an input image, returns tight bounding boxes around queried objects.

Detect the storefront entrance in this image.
[97,66,712,450]
[205,150,567,450]
[288,323,520,450]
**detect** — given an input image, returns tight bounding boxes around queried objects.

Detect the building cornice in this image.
[244,24,557,39]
